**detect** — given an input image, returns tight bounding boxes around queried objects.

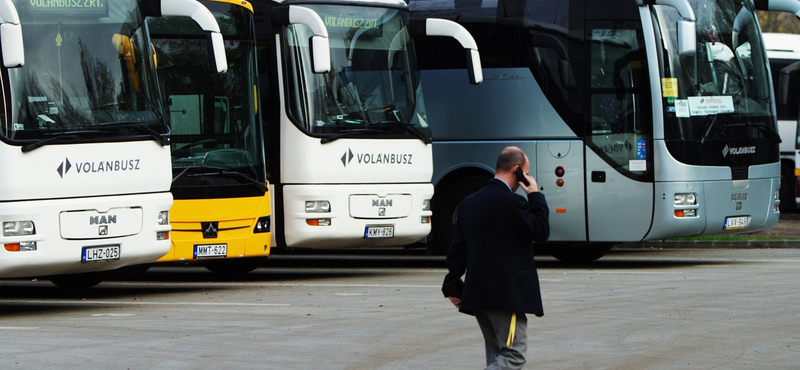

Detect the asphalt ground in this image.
[1,248,798,369]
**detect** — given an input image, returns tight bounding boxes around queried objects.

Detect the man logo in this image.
[202,222,219,239]
[341,148,354,167]
[57,158,72,178]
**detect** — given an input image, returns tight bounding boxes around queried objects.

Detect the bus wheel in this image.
[205,257,267,275]
[49,271,109,289]
[431,176,490,255]
[780,159,797,211]
[547,243,613,263]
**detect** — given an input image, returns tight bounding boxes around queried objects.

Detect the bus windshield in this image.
[149,1,266,188]
[3,0,167,144]
[283,4,429,140]
[653,0,778,165]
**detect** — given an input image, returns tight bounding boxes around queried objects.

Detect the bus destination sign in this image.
[26,0,109,18]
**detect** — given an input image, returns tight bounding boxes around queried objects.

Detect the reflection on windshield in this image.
[284,5,430,139]
[149,7,265,185]
[654,0,773,130]
[3,1,166,142]
[653,0,778,167]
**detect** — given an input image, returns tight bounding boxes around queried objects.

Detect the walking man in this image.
[442,146,550,369]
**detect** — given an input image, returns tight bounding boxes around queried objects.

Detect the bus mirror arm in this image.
[636,0,696,56]
[142,0,228,73]
[754,0,800,18]
[0,0,23,68]
[272,6,331,74]
[411,18,483,84]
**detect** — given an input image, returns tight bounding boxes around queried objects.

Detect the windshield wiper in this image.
[320,128,390,144]
[98,121,170,146]
[21,130,114,153]
[696,115,719,146]
[371,121,431,144]
[172,165,267,193]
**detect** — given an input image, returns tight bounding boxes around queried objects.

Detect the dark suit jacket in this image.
[442,178,549,317]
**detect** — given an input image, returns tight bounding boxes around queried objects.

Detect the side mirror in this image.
[636,0,697,56]
[0,0,23,68]
[677,20,696,56]
[1,23,23,68]
[272,6,331,74]
[754,0,800,17]
[412,18,483,84]
[112,34,141,92]
[143,0,228,73]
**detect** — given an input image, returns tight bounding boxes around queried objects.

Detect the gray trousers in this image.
[474,309,528,370]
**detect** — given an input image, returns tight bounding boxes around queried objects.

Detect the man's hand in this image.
[519,173,539,194]
[447,296,461,308]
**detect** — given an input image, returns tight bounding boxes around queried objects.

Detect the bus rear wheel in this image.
[546,243,613,263]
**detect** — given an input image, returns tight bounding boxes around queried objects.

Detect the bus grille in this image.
[731,166,749,180]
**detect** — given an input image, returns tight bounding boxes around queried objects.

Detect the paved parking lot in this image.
[0,248,798,369]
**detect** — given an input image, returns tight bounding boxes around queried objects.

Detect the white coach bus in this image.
[0,0,227,287]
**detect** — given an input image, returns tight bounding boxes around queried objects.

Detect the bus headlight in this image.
[422,199,431,211]
[305,200,331,213]
[3,220,35,236]
[674,193,697,206]
[157,211,170,225]
[254,216,271,233]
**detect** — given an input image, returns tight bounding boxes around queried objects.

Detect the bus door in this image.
[583,19,655,242]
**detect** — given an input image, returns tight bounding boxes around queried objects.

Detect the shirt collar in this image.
[493,177,512,192]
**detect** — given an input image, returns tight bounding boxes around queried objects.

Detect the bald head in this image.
[495,146,528,173]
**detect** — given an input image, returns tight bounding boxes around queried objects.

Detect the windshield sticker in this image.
[675,99,690,117]
[661,78,678,98]
[636,139,646,159]
[629,160,646,171]
[688,96,734,116]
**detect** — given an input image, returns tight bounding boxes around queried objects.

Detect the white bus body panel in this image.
[0,141,171,199]
[763,32,800,205]
[0,141,172,278]
[279,116,433,184]
[281,183,433,248]
[278,114,433,248]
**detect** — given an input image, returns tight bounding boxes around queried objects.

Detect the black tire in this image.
[108,264,151,280]
[205,257,267,275]
[780,160,797,211]
[49,271,109,289]
[547,243,613,263]
[430,176,490,255]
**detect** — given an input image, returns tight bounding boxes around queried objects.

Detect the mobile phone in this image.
[514,167,530,186]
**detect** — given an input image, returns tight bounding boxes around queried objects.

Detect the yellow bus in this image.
[148,0,270,274]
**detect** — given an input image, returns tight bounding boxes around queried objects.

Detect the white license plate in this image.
[194,244,227,259]
[365,226,394,239]
[82,245,120,262]
[724,216,749,230]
